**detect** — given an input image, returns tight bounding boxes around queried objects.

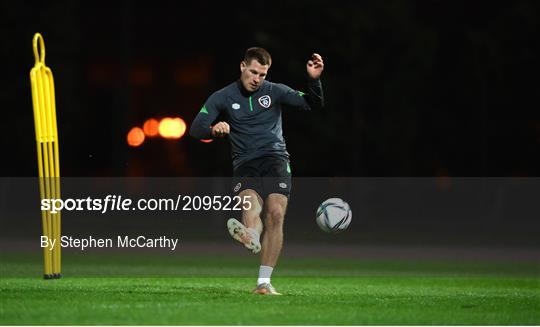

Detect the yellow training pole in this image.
[47,68,62,277]
[30,33,62,279]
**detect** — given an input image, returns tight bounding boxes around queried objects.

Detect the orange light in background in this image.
[143,118,160,137]
[201,139,213,143]
[127,127,145,147]
[159,117,186,139]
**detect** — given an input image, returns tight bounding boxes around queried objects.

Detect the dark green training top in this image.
[189,79,324,169]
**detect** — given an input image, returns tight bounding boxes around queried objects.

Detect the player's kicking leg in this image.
[253,193,287,295]
[227,189,263,254]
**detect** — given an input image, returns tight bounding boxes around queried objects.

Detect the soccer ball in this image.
[315,198,352,233]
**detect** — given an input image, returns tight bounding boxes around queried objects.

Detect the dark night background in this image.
[3,1,539,177]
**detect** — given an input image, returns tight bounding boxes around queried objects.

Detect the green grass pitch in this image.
[1,253,538,325]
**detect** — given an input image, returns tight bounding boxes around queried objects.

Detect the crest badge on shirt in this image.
[258,95,271,108]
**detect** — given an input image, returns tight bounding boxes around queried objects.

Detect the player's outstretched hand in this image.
[211,121,230,138]
[307,53,324,80]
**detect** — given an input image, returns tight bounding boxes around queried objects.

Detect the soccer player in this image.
[190,47,324,295]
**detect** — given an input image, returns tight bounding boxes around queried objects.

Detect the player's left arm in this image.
[278,53,325,110]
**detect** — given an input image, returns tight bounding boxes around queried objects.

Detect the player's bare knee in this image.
[264,205,285,229]
[240,190,262,213]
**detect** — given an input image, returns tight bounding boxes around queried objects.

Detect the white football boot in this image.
[227,218,261,254]
[253,283,282,295]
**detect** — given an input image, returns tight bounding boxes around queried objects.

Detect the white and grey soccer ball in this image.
[316,198,352,233]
